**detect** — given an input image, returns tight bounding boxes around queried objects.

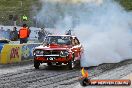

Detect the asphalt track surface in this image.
[0,59,131,88]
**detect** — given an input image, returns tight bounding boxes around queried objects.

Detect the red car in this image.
[33,35,83,69]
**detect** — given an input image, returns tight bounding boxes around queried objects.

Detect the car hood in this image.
[35,44,72,50]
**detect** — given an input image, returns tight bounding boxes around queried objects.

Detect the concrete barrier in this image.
[0,43,41,64]
[0,43,9,64]
[0,44,21,64]
[21,44,41,61]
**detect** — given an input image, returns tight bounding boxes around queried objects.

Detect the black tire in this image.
[76,60,81,69]
[47,62,52,66]
[34,60,40,69]
[80,78,91,86]
[68,54,75,70]
[56,62,62,65]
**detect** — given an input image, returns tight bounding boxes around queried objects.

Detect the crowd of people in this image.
[0,24,31,44]
[0,24,72,44]
[0,24,49,44]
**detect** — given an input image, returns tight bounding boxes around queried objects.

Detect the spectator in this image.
[27,26,31,37]
[66,30,72,35]
[18,24,30,44]
[0,27,4,31]
[38,28,46,42]
[5,29,11,39]
[10,27,18,41]
[0,27,4,36]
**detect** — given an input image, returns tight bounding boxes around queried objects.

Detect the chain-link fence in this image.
[0,0,41,27]
[0,10,35,26]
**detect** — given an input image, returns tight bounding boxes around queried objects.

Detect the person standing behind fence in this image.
[10,27,18,41]
[38,28,46,42]
[18,24,30,44]
[6,29,11,40]
[66,30,72,35]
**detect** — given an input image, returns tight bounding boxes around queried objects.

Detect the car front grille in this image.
[44,50,60,55]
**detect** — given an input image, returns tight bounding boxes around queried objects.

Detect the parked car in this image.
[0,39,10,53]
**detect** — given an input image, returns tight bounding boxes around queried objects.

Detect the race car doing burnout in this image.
[33,35,83,69]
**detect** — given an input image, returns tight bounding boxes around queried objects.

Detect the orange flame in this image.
[81,68,89,78]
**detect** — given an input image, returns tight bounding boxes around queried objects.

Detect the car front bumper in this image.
[34,54,73,63]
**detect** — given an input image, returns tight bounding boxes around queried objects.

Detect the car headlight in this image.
[60,50,69,57]
[39,50,44,55]
[33,52,36,56]
[34,50,44,55]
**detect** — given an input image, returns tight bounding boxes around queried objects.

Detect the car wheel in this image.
[34,60,40,69]
[56,62,62,65]
[76,60,81,69]
[68,54,75,70]
[47,62,52,66]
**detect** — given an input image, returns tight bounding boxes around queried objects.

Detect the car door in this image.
[71,37,83,60]
[74,37,83,59]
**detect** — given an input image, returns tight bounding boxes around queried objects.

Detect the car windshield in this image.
[46,36,71,45]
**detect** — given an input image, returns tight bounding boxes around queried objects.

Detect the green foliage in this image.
[115,0,132,10]
[0,0,40,26]
[0,0,131,26]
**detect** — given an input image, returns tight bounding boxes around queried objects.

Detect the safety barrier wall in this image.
[0,43,41,64]
[21,44,41,61]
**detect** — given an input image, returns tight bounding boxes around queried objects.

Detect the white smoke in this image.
[73,0,132,66]
[37,0,132,66]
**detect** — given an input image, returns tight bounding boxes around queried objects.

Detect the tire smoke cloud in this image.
[37,0,132,66]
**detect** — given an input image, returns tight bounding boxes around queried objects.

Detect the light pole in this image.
[19,0,23,25]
